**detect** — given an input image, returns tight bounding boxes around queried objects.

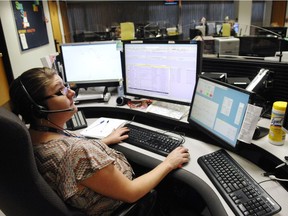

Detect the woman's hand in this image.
[163,146,190,170]
[101,127,129,145]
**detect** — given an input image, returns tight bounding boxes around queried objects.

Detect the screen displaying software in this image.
[60,41,122,86]
[188,76,251,148]
[122,41,201,104]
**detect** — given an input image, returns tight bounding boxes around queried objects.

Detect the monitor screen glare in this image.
[60,41,123,87]
[122,41,201,105]
[188,76,252,149]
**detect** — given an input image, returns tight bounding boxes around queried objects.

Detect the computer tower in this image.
[214,37,240,55]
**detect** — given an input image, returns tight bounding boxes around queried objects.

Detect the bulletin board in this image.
[12,0,49,51]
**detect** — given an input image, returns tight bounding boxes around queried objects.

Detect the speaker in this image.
[116,96,131,106]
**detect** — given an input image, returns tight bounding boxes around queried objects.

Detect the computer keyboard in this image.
[198,149,281,216]
[124,124,182,156]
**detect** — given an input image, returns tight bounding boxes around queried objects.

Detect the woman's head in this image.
[9,67,76,124]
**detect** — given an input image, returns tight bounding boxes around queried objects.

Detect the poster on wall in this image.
[12,0,49,51]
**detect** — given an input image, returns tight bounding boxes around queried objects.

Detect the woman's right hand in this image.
[164,146,190,170]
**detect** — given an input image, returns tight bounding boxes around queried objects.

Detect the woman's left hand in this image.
[101,126,129,145]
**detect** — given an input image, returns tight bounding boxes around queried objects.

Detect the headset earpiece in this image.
[31,103,48,119]
[19,78,48,119]
[19,77,74,119]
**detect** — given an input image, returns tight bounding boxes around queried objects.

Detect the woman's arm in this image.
[79,146,190,203]
[101,126,129,145]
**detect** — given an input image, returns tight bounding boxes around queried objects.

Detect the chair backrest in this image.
[0,107,86,216]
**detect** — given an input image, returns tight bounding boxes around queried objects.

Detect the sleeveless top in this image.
[33,137,134,215]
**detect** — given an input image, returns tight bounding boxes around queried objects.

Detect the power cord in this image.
[268,175,288,182]
[259,172,288,184]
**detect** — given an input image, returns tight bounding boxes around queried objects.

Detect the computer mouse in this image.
[253,126,269,140]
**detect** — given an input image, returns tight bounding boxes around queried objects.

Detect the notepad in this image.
[80,117,127,139]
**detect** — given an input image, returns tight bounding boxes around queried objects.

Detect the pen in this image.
[275,163,287,169]
[275,159,288,169]
[88,120,105,130]
[100,120,109,132]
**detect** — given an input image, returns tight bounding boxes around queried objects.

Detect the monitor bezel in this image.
[121,40,203,105]
[60,41,122,89]
[187,75,256,151]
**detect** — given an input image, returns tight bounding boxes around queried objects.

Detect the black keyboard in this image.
[124,124,182,156]
[198,149,281,216]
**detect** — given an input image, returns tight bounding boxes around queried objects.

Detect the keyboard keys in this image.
[198,149,281,216]
[124,124,182,156]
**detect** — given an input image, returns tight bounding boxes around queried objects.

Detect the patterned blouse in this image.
[33,137,134,216]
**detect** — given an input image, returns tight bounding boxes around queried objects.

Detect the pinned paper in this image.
[20,33,28,50]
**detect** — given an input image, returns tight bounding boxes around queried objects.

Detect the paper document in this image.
[146,101,190,120]
[80,117,127,139]
[238,104,262,144]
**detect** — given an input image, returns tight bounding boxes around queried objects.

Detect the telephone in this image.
[246,68,273,93]
[65,110,87,130]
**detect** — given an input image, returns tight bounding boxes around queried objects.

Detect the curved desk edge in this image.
[80,105,287,168]
[113,144,228,216]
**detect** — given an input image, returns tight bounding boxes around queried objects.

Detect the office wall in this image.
[0,0,56,78]
[0,54,9,107]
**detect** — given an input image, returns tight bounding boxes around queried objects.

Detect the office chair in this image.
[0,107,156,216]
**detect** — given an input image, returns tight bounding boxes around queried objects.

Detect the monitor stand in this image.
[146,101,190,120]
[75,86,108,102]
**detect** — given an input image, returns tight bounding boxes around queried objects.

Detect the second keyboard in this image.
[198,149,281,216]
[124,124,182,156]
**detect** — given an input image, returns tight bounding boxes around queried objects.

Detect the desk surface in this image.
[77,95,288,216]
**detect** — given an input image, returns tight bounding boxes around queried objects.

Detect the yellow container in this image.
[268,101,287,145]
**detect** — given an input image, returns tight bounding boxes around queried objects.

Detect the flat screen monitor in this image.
[121,40,202,105]
[60,41,123,88]
[255,27,287,38]
[239,36,288,57]
[188,75,254,150]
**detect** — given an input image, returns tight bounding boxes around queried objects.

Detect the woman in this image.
[9,67,190,215]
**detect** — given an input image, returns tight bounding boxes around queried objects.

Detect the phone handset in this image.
[246,68,272,92]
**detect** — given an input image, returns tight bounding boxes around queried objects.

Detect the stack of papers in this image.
[80,117,127,139]
[146,101,190,120]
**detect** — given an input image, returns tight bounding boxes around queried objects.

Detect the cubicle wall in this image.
[202,57,288,104]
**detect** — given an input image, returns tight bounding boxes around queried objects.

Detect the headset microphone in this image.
[39,108,75,113]
[19,78,74,119]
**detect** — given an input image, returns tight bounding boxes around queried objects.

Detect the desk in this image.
[77,95,288,216]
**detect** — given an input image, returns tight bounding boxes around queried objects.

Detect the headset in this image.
[19,78,74,119]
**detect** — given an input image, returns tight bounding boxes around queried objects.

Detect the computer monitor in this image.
[255,27,287,38]
[60,41,123,88]
[188,75,255,150]
[121,40,202,105]
[239,36,288,57]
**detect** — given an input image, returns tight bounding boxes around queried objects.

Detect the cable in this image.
[258,179,274,184]
[261,172,288,183]
[268,175,288,182]
[47,119,78,137]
